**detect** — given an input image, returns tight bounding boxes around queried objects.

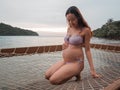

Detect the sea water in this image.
[0,36,120,49]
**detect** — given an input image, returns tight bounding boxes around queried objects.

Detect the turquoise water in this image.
[0,36,120,49]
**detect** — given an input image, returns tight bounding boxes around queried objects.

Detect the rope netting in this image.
[0,44,120,90]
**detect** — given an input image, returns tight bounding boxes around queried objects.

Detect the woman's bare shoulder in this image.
[82,27,92,37]
[82,27,91,36]
[82,27,90,32]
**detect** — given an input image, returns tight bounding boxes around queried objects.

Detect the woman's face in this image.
[66,13,78,27]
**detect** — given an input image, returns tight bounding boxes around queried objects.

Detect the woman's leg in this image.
[45,60,65,80]
[49,61,84,85]
[75,60,84,81]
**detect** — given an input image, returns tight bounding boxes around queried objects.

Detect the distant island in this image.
[0,23,39,36]
[93,19,120,40]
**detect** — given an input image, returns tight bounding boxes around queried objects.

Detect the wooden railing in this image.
[90,43,120,52]
[0,44,120,58]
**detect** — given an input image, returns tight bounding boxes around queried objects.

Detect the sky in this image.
[0,0,120,32]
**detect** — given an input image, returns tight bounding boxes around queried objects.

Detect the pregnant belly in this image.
[62,48,83,62]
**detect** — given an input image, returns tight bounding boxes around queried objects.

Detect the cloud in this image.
[0,0,120,29]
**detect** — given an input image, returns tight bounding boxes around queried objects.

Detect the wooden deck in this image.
[0,46,120,90]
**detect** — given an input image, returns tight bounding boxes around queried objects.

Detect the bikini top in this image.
[64,35,83,45]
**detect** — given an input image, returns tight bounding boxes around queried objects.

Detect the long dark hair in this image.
[65,6,91,29]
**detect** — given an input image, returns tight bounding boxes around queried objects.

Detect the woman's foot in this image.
[75,74,81,81]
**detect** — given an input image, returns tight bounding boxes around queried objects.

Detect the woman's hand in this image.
[90,70,101,78]
[62,42,68,50]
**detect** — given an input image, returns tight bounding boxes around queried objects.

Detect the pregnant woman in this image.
[45,6,100,85]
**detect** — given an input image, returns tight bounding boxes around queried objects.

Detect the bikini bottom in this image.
[65,58,84,64]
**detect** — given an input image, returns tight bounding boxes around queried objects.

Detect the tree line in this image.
[0,23,39,36]
[93,19,120,40]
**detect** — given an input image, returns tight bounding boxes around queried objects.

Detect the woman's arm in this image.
[62,27,70,50]
[84,28,100,78]
[62,42,69,50]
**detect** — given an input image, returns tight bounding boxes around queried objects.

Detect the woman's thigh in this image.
[45,60,65,79]
[49,62,83,84]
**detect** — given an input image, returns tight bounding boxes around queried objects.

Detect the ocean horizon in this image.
[0,35,120,49]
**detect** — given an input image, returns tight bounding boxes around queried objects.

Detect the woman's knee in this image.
[45,71,51,80]
[49,77,62,85]
[45,74,49,80]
